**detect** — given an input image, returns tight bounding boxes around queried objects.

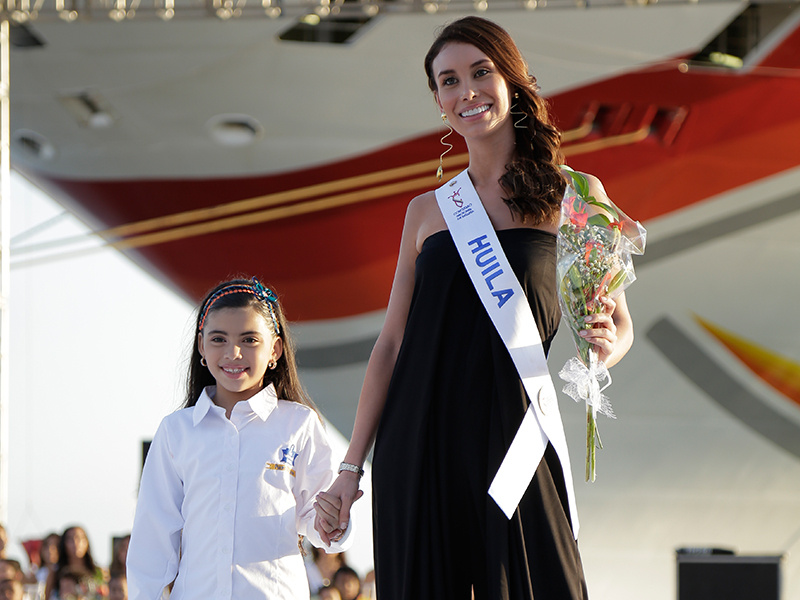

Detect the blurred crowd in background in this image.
[0,523,374,600]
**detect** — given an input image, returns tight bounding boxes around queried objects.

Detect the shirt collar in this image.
[192,388,215,426]
[248,384,278,421]
[192,384,278,426]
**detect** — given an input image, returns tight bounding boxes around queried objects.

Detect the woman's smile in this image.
[460,104,491,118]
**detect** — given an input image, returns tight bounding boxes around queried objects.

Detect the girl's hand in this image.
[580,295,618,364]
[313,491,343,544]
[313,472,363,545]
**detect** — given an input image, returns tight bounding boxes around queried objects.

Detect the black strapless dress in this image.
[372,228,588,600]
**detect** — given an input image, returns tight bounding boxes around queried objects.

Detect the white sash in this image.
[435,169,579,538]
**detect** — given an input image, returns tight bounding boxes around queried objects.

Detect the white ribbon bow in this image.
[558,356,616,419]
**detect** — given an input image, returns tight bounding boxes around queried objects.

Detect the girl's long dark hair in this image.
[424,16,566,225]
[185,277,316,413]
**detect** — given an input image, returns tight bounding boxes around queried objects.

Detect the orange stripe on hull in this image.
[695,316,800,407]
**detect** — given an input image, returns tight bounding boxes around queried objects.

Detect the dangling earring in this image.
[437,112,453,182]
[200,357,207,367]
[268,359,277,370]
[510,92,528,130]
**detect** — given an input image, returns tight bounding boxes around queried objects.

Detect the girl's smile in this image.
[221,366,247,376]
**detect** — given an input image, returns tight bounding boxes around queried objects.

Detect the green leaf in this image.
[567,267,587,314]
[588,214,611,227]
[607,269,628,294]
[564,168,590,198]
[587,199,620,220]
[574,174,590,198]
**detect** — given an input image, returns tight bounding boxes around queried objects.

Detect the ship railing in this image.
[0,0,773,24]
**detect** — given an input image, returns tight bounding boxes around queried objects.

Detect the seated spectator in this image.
[332,566,365,600]
[317,584,341,600]
[46,527,105,600]
[108,573,127,600]
[361,570,376,600]
[0,559,24,600]
[0,526,28,569]
[108,536,129,578]
[54,568,91,600]
[305,546,346,593]
[37,534,60,585]
[0,526,8,561]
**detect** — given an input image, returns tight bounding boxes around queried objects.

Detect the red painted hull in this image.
[28,26,800,322]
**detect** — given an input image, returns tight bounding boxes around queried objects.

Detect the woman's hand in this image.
[580,295,618,364]
[580,292,633,368]
[313,472,364,545]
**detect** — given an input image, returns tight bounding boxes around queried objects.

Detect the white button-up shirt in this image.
[127,385,351,600]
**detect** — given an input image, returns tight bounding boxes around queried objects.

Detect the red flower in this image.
[598,270,615,292]
[570,211,589,228]
[583,240,603,264]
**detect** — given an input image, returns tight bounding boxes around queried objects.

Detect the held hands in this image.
[313,471,364,546]
[579,295,618,364]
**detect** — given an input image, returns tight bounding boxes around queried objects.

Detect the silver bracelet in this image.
[338,462,364,478]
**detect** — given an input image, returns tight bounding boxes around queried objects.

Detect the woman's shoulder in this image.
[407,189,438,221]
[406,190,448,252]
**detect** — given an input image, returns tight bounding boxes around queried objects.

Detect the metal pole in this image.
[0,15,11,525]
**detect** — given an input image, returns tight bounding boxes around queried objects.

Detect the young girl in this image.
[127,277,351,600]
[35,533,59,593]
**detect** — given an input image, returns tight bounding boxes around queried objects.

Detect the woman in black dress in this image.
[314,16,634,600]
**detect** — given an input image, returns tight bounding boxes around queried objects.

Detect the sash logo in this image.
[468,235,514,308]
[449,188,464,208]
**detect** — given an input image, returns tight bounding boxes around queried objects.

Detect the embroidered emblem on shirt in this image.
[265,445,299,477]
[265,463,296,477]
[280,444,298,466]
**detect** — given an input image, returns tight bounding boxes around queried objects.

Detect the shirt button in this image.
[225,504,232,512]
[226,464,234,472]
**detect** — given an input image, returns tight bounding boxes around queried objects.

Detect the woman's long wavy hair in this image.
[185,277,316,413]
[424,16,566,225]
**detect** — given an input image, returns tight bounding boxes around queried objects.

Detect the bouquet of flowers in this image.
[556,167,646,481]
